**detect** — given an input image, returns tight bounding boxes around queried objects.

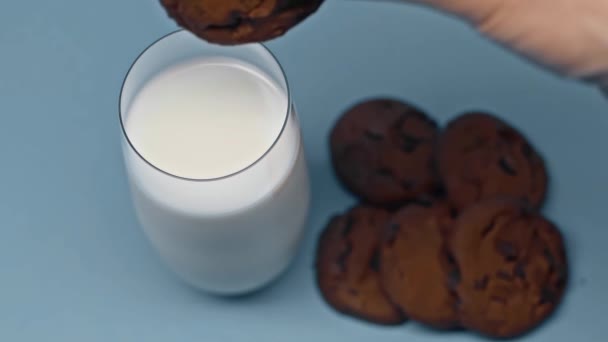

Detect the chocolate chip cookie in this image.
[330,99,441,206]
[160,0,324,45]
[380,202,460,329]
[315,206,405,325]
[450,198,568,338]
[437,112,548,210]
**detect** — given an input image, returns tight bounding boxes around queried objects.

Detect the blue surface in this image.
[1,1,606,341]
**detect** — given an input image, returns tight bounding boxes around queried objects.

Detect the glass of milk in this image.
[119,30,310,295]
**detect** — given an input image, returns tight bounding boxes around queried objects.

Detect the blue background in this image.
[1,1,606,341]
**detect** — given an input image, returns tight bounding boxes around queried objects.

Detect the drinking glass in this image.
[119,30,310,295]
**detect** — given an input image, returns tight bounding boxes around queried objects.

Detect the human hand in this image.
[403,0,608,92]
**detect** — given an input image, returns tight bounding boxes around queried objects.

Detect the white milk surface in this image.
[122,57,310,294]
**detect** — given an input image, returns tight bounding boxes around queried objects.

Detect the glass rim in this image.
[118,29,293,182]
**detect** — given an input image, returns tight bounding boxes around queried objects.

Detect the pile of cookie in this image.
[315,99,569,339]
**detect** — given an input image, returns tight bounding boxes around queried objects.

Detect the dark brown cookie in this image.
[437,112,548,210]
[380,202,460,329]
[450,198,568,338]
[315,206,406,325]
[160,0,324,45]
[330,99,440,206]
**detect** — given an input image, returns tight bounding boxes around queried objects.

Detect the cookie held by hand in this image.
[160,0,324,45]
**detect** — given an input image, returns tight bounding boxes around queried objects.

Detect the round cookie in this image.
[330,98,441,206]
[380,202,460,329]
[437,112,548,210]
[450,198,568,338]
[315,206,405,325]
[160,0,325,45]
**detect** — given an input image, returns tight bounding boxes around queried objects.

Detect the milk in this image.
[126,58,287,180]
[121,56,310,294]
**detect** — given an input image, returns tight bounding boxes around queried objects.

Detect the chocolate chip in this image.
[481,220,496,238]
[498,157,517,176]
[539,288,557,305]
[348,288,359,296]
[474,275,489,290]
[369,249,381,272]
[386,223,400,245]
[276,0,296,11]
[364,130,384,141]
[453,296,462,309]
[336,244,352,272]
[445,251,458,268]
[208,12,245,30]
[394,115,407,130]
[497,127,518,142]
[495,240,518,261]
[544,248,559,272]
[226,10,244,26]
[341,215,355,237]
[377,168,393,177]
[514,262,527,280]
[447,268,461,288]
[401,134,423,153]
[450,208,459,219]
[401,180,415,190]
[520,203,535,217]
[432,184,447,198]
[414,197,434,207]
[496,270,513,281]
[444,250,462,288]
